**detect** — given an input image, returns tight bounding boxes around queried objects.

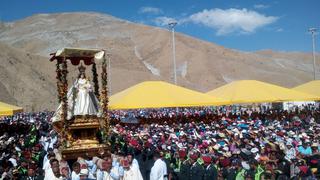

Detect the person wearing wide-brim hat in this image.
[188,152,204,180]
[175,149,190,180]
[202,155,218,180]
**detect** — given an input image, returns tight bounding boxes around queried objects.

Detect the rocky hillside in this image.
[0,12,318,111]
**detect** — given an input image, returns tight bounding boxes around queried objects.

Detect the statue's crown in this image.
[78,64,86,74]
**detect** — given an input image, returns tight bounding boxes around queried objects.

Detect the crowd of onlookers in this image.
[0,105,319,179]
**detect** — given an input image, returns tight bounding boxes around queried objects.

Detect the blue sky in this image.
[0,0,319,52]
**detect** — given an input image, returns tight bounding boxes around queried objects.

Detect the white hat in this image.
[80,169,89,176]
[8,158,17,167]
[161,144,167,150]
[222,146,229,152]
[286,141,292,146]
[251,148,259,154]
[279,143,286,150]
[213,144,220,150]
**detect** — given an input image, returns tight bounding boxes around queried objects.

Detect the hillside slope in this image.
[0,12,317,110]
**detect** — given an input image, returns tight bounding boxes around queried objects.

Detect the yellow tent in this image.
[292,80,320,97]
[206,80,320,104]
[0,101,23,116]
[109,81,227,109]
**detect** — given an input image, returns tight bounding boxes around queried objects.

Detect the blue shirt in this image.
[298,146,312,155]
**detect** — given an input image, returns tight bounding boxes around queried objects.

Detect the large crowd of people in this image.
[0,106,320,180]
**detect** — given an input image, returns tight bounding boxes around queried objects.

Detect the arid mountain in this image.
[0,12,318,111]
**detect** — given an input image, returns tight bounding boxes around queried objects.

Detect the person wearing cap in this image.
[202,155,218,180]
[176,150,190,180]
[225,159,241,180]
[172,149,190,179]
[78,169,95,180]
[189,152,204,180]
[250,148,260,161]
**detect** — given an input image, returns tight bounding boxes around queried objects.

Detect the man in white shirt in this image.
[71,162,81,180]
[150,152,167,180]
[44,159,63,180]
[122,158,143,180]
[285,141,297,162]
[42,151,55,172]
[127,153,139,170]
[103,157,114,180]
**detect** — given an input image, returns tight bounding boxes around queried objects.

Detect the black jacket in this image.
[189,162,204,180]
[203,164,218,180]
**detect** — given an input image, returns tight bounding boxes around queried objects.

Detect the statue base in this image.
[61,144,110,160]
[53,115,109,160]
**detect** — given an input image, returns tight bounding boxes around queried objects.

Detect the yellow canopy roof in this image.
[109,81,226,109]
[206,80,320,104]
[0,101,23,116]
[292,80,320,96]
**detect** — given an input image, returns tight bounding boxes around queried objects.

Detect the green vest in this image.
[32,152,40,161]
[18,166,27,175]
[174,159,182,173]
[235,169,246,180]
[165,153,171,160]
[197,157,204,165]
[254,165,264,180]
[214,164,218,171]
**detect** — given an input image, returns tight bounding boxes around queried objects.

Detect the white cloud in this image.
[276,28,283,32]
[254,4,270,9]
[187,8,278,35]
[153,16,177,26]
[139,7,163,15]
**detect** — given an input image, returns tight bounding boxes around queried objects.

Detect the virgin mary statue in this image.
[51,65,100,122]
[74,67,99,116]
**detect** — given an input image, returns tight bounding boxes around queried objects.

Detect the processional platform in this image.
[53,115,110,159]
[50,48,110,160]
